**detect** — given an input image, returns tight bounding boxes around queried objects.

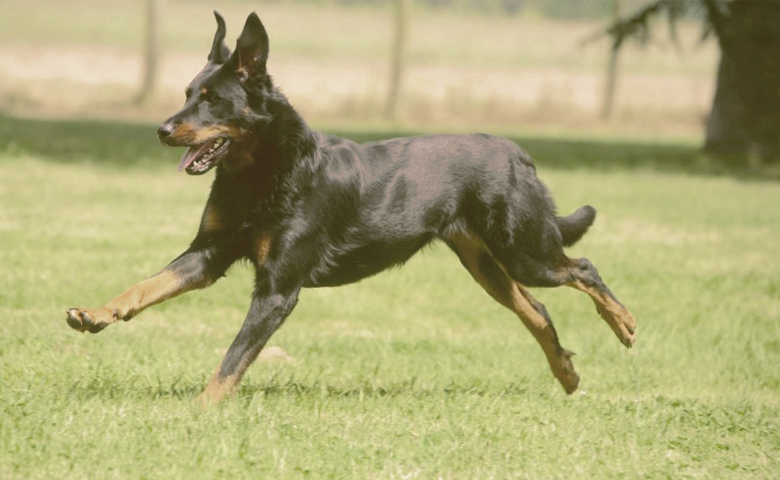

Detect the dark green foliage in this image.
[603,0,710,51]
[0,113,176,167]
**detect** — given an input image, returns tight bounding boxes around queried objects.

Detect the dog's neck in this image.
[264,90,318,165]
[212,86,318,222]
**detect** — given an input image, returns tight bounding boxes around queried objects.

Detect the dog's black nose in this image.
[157,123,175,141]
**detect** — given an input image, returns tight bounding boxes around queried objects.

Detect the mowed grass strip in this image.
[1,142,778,478]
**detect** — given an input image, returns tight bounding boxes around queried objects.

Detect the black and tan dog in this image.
[66,12,636,405]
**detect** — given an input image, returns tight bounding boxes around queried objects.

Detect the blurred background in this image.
[0,0,719,141]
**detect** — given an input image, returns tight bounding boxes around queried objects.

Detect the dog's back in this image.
[321,133,554,230]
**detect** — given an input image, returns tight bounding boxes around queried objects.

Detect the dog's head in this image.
[158,12,273,175]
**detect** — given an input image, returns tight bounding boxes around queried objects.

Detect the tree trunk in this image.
[704,0,780,164]
[135,0,163,105]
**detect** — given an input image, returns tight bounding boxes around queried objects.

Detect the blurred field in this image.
[0,0,717,138]
[1,114,779,478]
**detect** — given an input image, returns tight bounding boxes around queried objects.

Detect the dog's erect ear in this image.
[235,12,269,80]
[208,11,231,64]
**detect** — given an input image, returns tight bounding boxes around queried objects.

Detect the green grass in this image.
[1,116,779,478]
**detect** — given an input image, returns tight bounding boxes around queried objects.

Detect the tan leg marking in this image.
[448,232,579,393]
[198,351,259,406]
[567,280,637,347]
[198,359,241,407]
[66,269,212,333]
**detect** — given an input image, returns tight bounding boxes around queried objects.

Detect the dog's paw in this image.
[556,349,580,394]
[65,308,114,333]
[596,304,637,348]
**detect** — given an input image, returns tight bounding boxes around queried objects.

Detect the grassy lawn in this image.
[1,116,778,478]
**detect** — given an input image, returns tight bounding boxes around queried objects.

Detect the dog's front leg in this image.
[66,247,233,333]
[199,283,301,406]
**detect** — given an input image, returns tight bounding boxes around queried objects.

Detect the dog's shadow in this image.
[238,377,533,402]
[67,375,533,403]
[67,374,204,402]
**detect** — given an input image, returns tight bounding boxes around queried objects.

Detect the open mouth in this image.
[178,137,231,175]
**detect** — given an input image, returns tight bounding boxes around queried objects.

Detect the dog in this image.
[66,12,636,405]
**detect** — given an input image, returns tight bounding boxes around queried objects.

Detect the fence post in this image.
[135,0,163,105]
[385,0,411,120]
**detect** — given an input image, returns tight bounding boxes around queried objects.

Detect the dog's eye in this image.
[201,90,220,104]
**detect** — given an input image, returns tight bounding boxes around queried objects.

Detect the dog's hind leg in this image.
[446,231,580,394]
[566,258,637,348]
[498,250,637,348]
[481,217,637,349]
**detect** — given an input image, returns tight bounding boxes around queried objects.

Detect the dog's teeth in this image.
[186,138,227,173]
[207,138,223,154]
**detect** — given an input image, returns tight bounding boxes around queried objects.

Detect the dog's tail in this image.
[557,205,597,247]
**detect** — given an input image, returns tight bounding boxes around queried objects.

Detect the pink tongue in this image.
[177,143,211,172]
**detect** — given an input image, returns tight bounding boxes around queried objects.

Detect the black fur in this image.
[158,12,599,391]
[557,205,596,247]
[70,12,635,402]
